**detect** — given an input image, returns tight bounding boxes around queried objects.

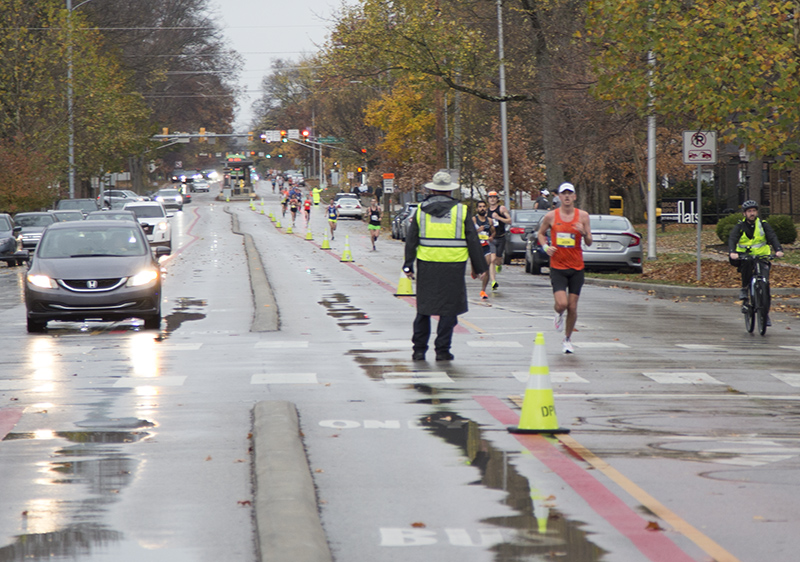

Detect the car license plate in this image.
[594,242,611,249]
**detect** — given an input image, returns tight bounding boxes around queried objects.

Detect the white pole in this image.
[647,50,657,259]
[67,0,75,199]
[696,164,702,281]
[497,0,510,210]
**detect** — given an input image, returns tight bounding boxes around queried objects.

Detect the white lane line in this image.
[251,373,318,384]
[361,340,413,349]
[642,372,724,385]
[156,343,203,351]
[55,347,96,355]
[383,371,453,384]
[771,373,800,387]
[467,341,524,348]
[113,376,187,387]
[512,371,590,383]
[572,342,629,349]
[255,341,310,349]
[675,344,727,351]
[779,346,800,352]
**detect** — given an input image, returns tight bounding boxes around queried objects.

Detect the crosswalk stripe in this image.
[156,343,203,351]
[251,373,318,384]
[255,341,310,349]
[383,371,453,384]
[771,373,800,387]
[572,342,629,349]
[676,344,727,351]
[361,340,412,349]
[512,371,590,383]
[113,376,187,387]
[642,372,724,385]
[467,341,524,348]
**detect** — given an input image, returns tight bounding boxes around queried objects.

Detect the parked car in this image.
[86,210,138,222]
[52,210,85,222]
[99,189,148,209]
[14,212,59,250]
[504,209,548,264]
[153,188,183,210]
[24,220,168,332]
[391,203,416,240]
[525,213,644,274]
[336,198,363,219]
[123,201,172,251]
[0,213,28,267]
[55,198,99,217]
[334,192,360,203]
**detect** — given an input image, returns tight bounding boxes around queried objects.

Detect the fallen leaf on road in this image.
[411,522,426,528]
[205,456,212,461]
[237,500,252,507]
[645,521,664,531]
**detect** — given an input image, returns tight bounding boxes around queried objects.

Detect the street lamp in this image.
[66,0,99,199]
[497,0,510,210]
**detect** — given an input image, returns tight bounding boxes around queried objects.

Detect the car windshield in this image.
[0,217,11,230]
[16,215,55,227]
[126,206,165,219]
[38,226,147,258]
[589,216,630,231]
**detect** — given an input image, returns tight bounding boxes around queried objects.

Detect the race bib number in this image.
[555,232,576,247]
[371,214,379,221]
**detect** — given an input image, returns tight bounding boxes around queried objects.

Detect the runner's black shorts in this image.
[494,236,506,258]
[550,267,585,295]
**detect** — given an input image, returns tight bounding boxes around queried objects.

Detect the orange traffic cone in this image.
[508,332,570,434]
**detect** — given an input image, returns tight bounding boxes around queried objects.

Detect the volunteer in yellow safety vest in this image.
[403,171,488,362]
[728,200,784,301]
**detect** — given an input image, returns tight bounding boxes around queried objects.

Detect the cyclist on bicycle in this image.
[728,200,784,302]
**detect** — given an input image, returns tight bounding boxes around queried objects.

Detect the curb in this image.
[228,208,279,331]
[253,401,333,562]
[584,277,800,299]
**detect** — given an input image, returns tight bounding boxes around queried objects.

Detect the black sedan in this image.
[24,221,169,332]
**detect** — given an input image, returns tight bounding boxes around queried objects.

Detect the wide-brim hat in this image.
[424,171,459,191]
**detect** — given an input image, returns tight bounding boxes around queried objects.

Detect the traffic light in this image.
[266,154,271,159]
[162,127,169,137]
[280,130,287,143]
[199,127,206,143]
[248,131,254,142]
[260,133,267,143]
[357,167,363,173]
[302,129,310,141]
[361,148,367,154]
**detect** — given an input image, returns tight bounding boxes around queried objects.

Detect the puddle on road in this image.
[0,424,151,559]
[318,293,370,330]
[421,411,606,561]
[163,297,207,334]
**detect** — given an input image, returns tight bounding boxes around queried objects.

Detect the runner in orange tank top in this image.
[536,183,593,354]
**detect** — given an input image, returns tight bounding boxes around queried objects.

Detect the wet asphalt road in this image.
[1,183,800,562]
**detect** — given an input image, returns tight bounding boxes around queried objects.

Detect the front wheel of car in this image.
[27,318,47,333]
[143,314,161,330]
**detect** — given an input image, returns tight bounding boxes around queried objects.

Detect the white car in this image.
[123,201,172,251]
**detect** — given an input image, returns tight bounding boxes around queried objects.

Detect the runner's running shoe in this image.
[492,281,499,290]
[562,338,574,354]
[554,311,565,332]
[480,291,488,300]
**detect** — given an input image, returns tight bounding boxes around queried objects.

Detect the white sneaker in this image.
[554,311,565,332]
[562,338,574,354]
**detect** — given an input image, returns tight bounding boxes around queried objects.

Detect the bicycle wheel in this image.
[755,280,769,335]
[744,284,756,333]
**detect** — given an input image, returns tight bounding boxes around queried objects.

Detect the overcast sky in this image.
[211,0,339,130]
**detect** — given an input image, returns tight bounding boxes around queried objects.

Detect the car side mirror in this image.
[155,246,171,258]
[166,212,174,219]
[13,226,21,235]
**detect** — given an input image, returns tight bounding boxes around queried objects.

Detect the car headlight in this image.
[157,220,169,231]
[155,196,163,202]
[28,274,57,289]
[126,268,159,287]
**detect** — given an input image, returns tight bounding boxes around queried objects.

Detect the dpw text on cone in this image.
[508,332,570,435]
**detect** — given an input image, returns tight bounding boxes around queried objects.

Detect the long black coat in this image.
[403,195,488,316]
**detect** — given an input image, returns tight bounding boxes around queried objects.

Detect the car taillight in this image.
[509,227,525,234]
[626,234,641,247]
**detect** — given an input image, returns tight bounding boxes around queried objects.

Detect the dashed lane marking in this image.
[255,341,310,349]
[467,341,523,348]
[113,376,187,387]
[771,373,800,387]
[571,342,629,349]
[675,344,727,351]
[251,373,318,384]
[383,371,453,384]
[641,372,724,385]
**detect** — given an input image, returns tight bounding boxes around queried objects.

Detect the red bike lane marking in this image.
[0,407,24,440]
[473,395,699,562]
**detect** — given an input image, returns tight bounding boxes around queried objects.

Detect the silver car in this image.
[336,198,363,219]
[582,214,643,273]
[504,209,548,264]
[153,189,183,210]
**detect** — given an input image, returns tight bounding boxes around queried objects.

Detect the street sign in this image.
[264,130,281,143]
[383,179,394,193]
[318,136,344,144]
[287,129,301,140]
[683,131,717,164]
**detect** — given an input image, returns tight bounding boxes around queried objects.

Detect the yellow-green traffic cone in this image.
[305,229,313,240]
[508,332,570,435]
[394,273,415,296]
[286,224,293,234]
[321,231,331,250]
[276,218,282,228]
[340,235,354,262]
